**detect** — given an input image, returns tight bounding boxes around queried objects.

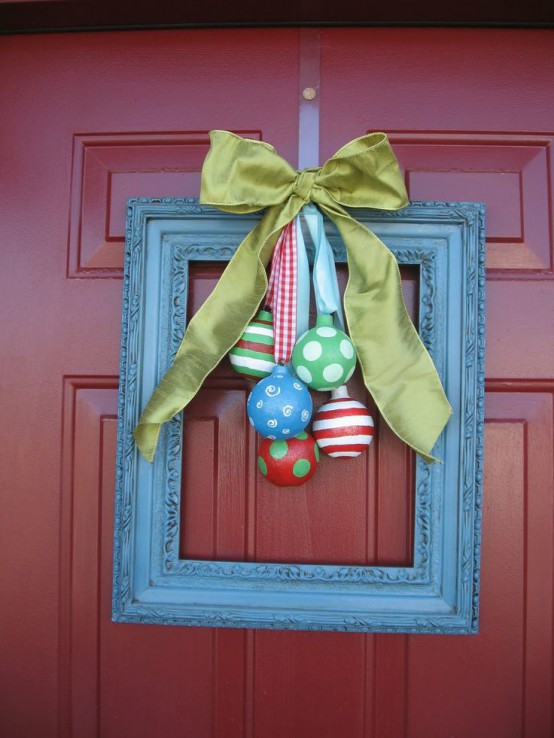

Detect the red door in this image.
[1,27,552,738]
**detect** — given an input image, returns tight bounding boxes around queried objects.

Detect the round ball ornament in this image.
[229,309,276,380]
[258,432,320,487]
[291,314,357,391]
[247,364,312,440]
[313,385,374,458]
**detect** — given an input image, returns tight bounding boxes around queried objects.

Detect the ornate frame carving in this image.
[113,199,485,633]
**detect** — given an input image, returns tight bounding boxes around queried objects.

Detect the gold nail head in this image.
[302,87,317,101]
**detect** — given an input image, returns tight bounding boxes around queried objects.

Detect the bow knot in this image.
[293,169,318,203]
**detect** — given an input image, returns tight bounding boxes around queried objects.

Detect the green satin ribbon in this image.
[134,130,452,463]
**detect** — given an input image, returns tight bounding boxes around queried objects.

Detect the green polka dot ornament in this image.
[257,432,320,487]
[291,314,357,391]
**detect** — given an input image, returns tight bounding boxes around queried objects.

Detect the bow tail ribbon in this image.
[134,130,452,463]
[319,200,452,462]
[134,201,303,462]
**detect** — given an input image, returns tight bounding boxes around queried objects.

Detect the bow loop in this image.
[200,130,297,213]
[317,132,409,211]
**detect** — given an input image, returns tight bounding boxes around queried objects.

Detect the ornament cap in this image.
[313,392,374,458]
[316,313,334,328]
[271,363,292,378]
[257,309,273,322]
[331,385,350,400]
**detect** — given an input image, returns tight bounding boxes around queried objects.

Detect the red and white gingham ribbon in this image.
[265,220,297,364]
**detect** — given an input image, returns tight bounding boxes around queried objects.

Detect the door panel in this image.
[320,27,554,738]
[0,28,300,738]
[1,26,552,738]
[179,264,417,567]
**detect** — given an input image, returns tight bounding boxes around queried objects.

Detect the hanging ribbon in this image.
[301,203,345,331]
[295,214,310,340]
[134,130,452,463]
[265,220,298,364]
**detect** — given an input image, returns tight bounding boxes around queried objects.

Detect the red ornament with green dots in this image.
[257,432,320,487]
[291,313,357,391]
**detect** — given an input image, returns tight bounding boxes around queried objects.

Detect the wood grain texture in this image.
[59,379,118,738]
[405,388,554,738]
[67,131,262,277]
[0,25,552,738]
[321,27,554,738]
[0,28,299,738]
[388,133,554,271]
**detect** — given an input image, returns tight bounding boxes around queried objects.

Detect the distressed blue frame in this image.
[113,198,485,634]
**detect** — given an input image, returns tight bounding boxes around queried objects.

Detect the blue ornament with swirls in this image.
[247,364,312,440]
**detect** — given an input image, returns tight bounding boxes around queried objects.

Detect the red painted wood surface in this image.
[0,27,553,738]
[180,263,416,566]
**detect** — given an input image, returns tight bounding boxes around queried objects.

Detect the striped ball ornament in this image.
[313,385,374,458]
[229,309,276,380]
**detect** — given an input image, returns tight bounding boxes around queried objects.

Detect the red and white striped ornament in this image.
[312,385,374,458]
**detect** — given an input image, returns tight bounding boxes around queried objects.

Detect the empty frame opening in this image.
[179,262,418,567]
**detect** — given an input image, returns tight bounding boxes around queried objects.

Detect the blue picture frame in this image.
[113,198,485,634]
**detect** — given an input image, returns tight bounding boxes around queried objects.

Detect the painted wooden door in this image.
[1,27,552,738]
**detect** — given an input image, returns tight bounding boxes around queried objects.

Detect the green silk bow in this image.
[134,130,451,463]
